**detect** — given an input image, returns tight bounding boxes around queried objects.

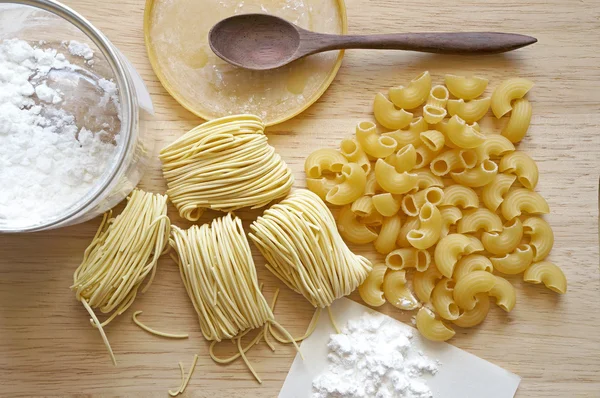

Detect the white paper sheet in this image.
[279,298,520,398]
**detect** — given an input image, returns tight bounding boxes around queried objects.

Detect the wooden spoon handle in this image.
[302,32,537,55]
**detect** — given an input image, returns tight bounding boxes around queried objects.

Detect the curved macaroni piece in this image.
[444,74,488,100]
[359,211,384,227]
[386,247,431,271]
[420,130,445,152]
[523,261,567,294]
[441,185,479,209]
[445,115,486,149]
[446,97,491,124]
[358,264,388,307]
[432,279,460,320]
[453,254,493,281]
[413,266,443,303]
[356,121,397,158]
[383,117,429,147]
[427,85,450,108]
[306,175,343,201]
[396,216,420,248]
[502,98,532,143]
[482,218,523,256]
[372,193,402,217]
[481,173,517,212]
[340,137,371,174]
[523,217,554,261]
[385,144,417,173]
[453,270,496,310]
[501,188,550,220]
[375,159,418,194]
[490,244,534,275]
[423,105,447,124]
[412,168,444,192]
[326,163,367,205]
[440,206,462,238]
[499,151,539,190]
[434,233,477,278]
[407,203,442,250]
[416,307,455,342]
[402,187,444,216]
[364,171,382,196]
[450,160,498,187]
[337,205,378,244]
[414,145,440,169]
[374,214,403,254]
[383,270,420,310]
[489,275,516,312]
[474,133,515,162]
[305,148,347,179]
[464,235,484,255]
[430,148,478,176]
[373,93,413,130]
[491,77,534,118]
[389,71,432,109]
[452,294,490,328]
[351,196,375,217]
[458,207,503,234]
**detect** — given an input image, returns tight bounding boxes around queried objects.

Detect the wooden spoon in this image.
[209,14,537,71]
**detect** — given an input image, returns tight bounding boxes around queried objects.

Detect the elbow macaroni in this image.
[420,130,446,152]
[502,98,532,143]
[474,133,515,162]
[386,247,431,271]
[373,93,413,130]
[340,137,371,174]
[491,77,534,118]
[356,121,397,158]
[446,97,491,123]
[440,206,462,238]
[481,173,517,212]
[501,188,550,220]
[416,307,455,342]
[427,85,450,108]
[351,195,375,217]
[441,185,479,209]
[431,278,460,320]
[383,270,420,310]
[305,148,347,179]
[453,254,493,281]
[374,214,403,254]
[372,193,401,216]
[523,217,554,261]
[337,205,378,244]
[453,270,496,310]
[458,207,503,234]
[389,71,432,109]
[452,293,489,328]
[326,163,367,205]
[396,216,420,248]
[386,144,417,173]
[450,159,498,187]
[412,168,444,192]
[445,115,487,149]
[383,117,429,147]
[413,266,443,303]
[523,261,567,294]
[375,158,419,194]
[490,244,534,275]
[489,275,516,312]
[407,203,442,250]
[482,218,523,255]
[430,148,478,176]
[358,264,388,307]
[306,175,344,201]
[444,74,488,100]
[435,233,480,278]
[499,151,539,190]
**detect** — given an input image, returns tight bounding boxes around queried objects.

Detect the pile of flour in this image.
[0,38,118,225]
[312,312,439,398]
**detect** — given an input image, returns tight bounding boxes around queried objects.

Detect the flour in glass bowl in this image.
[0,38,119,226]
[312,312,439,398]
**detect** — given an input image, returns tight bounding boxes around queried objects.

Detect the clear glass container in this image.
[0,0,154,232]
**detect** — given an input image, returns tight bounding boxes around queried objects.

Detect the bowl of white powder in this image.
[0,0,155,232]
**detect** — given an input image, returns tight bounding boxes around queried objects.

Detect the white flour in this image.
[0,38,118,225]
[68,40,94,60]
[312,312,439,398]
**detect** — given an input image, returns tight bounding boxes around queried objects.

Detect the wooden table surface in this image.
[1,0,599,397]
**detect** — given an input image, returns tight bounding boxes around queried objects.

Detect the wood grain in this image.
[1,0,599,397]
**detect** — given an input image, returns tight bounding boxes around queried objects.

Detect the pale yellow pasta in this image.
[383,270,420,310]
[383,117,429,147]
[430,148,478,176]
[413,266,443,303]
[407,203,442,250]
[364,171,382,196]
[385,144,417,173]
[359,211,384,227]
[396,216,420,248]
[374,159,419,194]
[305,148,348,179]
[356,121,398,158]
[446,97,491,124]
[474,133,515,162]
[306,175,343,201]
[440,206,462,238]
[499,151,539,190]
[420,130,446,152]
[416,307,455,342]
[337,205,378,244]
[458,207,503,234]
[491,244,534,274]
[414,145,440,169]
[373,93,413,130]
[434,233,478,278]
[351,196,375,217]
[411,168,444,192]
[450,160,498,187]
[502,98,532,143]
[453,270,496,310]
[452,293,489,328]
[444,115,486,149]
[423,105,447,124]
[389,71,432,109]
[427,85,450,108]
[501,188,550,220]
[523,261,567,294]
[444,74,489,100]
[326,163,367,205]
[358,264,388,307]
[440,185,479,209]
[481,173,516,212]
[523,217,554,261]
[453,254,493,281]
[401,195,420,217]
[372,193,402,216]
[431,278,460,320]
[374,214,403,254]
[340,137,371,174]
[489,275,516,312]
[491,77,534,118]
[464,235,484,255]
[482,218,523,255]
[402,187,444,216]
[385,248,431,271]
